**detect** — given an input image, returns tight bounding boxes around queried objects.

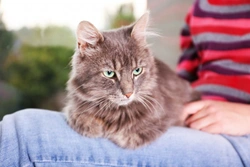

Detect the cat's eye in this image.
[133,67,143,76]
[103,71,115,78]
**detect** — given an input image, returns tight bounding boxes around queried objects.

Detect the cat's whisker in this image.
[76,98,105,113]
[137,97,150,111]
[138,94,164,120]
[68,94,100,110]
[138,96,155,114]
[140,93,165,112]
[74,101,90,112]
[71,84,84,94]
[127,106,139,122]
[104,101,113,112]
[92,99,109,118]
[141,97,157,112]
[147,96,164,113]
[137,96,154,114]
[141,94,166,119]
[87,98,106,110]
[88,99,108,124]
[143,96,163,119]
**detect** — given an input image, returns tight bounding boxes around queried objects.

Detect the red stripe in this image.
[191,26,249,35]
[180,36,193,49]
[200,49,250,64]
[208,0,250,5]
[177,59,199,73]
[192,72,250,93]
[185,6,193,24]
[201,95,227,101]
[191,17,250,29]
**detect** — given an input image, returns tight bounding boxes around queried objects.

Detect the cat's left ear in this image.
[131,12,149,43]
[77,21,104,54]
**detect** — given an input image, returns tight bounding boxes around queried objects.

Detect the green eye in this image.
[133,67,143,76]
[103,71,115,78]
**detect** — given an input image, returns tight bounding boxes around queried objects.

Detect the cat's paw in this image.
[80,125,103,138]
[110,133,148,149]
[68,117,104,138]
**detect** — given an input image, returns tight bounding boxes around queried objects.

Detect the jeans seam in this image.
[33,160,130,167]
[23,164,33,167]
[221,134,250,167]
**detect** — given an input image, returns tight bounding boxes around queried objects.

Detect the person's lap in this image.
[0,109,248,167]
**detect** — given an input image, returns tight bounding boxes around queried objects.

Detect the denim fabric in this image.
[0,109,248,167]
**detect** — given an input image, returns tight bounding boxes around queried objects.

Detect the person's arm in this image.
[183,100,250,136]
[177,7,200,82]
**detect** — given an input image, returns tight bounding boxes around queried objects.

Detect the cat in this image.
[64,12,200,149]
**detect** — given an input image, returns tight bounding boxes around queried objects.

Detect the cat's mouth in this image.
[111,94,135,106]
[118,99,132,106]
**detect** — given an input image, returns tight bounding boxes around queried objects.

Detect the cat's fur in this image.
[64,13,200,149]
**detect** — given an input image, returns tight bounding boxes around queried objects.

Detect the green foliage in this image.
[0,29,14,61]
[5,45,73,108]
[0,0,13,74]
[110,3,135,29]
[0,1,75,117]
[0,82,20,120]
[15,25,76,49]
[0,0,17,118]
[0,27,14,79]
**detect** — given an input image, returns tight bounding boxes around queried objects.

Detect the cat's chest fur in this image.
[64,13,199,149]
[66,90,172,149]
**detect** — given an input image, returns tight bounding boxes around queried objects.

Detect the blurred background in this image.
[0,0,194,120]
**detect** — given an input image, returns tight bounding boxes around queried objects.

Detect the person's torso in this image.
[190,0,250,103]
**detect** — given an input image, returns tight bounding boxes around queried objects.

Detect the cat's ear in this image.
[131,12,149,43]
[77,21,104,53]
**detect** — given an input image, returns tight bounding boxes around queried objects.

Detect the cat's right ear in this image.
[77,21,104,54]
[131,12,149,44]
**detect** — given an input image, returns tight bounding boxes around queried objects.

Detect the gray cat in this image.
[64,13,200,149]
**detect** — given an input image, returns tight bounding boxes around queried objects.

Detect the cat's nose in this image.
[125,92,133,98]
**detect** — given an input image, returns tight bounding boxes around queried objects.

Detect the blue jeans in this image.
[1,109,249,167]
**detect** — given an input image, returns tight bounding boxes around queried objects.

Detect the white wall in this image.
[147,0,194,69]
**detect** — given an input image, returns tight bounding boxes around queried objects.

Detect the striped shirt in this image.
[177,0,250,103]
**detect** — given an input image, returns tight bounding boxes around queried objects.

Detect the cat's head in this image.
[69,13,157,106]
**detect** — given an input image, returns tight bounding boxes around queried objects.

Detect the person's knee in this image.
[16,108,38,115]
[11,108,61,124]
[15,108,46,118]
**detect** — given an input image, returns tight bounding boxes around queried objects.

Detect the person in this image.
[177,0,250,136]
[1,0,250,166]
